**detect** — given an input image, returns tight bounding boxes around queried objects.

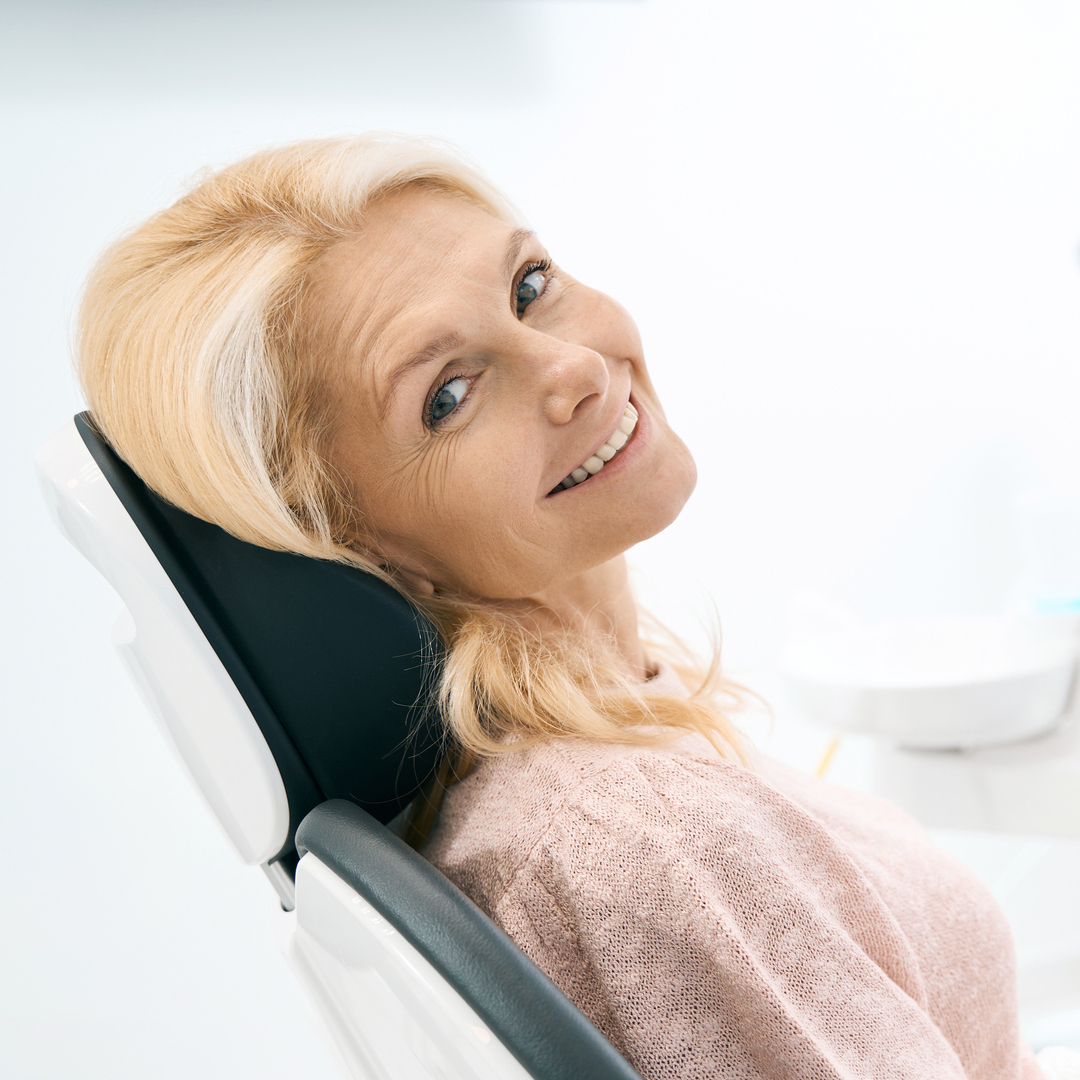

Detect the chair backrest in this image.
[36,413,444,870]
[37,412,646,1080]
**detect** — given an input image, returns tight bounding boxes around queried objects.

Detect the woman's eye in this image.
[427,376,470,426]
[516,267,548,316]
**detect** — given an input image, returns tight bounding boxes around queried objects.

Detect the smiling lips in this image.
[550,402,639,494]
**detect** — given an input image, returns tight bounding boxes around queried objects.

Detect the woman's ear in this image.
[373,542,438,597]
[391,563,436,597]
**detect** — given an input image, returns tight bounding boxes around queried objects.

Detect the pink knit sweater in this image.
[424,666,1042,1080]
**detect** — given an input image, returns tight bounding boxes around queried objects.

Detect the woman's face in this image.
[309,185,696,600]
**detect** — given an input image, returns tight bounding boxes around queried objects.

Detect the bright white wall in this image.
[3,1,1080,1076]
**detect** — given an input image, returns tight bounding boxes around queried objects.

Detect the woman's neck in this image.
[526,555,648,680]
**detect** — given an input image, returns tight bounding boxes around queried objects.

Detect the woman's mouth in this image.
[549,402,638,494]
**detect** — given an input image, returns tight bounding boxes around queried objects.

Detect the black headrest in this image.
[75,412,445,866]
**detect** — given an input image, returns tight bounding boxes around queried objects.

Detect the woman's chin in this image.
[641,434,697,536]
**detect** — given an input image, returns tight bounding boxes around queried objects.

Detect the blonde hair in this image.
[77,133,748,813]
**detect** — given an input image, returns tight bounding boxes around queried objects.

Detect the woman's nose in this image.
[534,340,610,426]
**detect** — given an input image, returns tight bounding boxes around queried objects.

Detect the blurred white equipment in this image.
[36,414,642,1080]
[783,614,1080,840]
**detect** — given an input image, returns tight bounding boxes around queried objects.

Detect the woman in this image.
[78,133,1049,1079]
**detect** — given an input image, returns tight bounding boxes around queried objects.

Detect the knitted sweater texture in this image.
[424,667,1042,1080]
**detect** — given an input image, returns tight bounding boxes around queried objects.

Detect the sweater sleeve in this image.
[490,751,981,1080]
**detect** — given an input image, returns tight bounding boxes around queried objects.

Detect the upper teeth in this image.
[554,403,638,492]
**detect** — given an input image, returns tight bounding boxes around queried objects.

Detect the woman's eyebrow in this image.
[380,331,465,418]
[379,227,535,418]
[503,227,535,281]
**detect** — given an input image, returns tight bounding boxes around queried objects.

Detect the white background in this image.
[2,1,1079,1076]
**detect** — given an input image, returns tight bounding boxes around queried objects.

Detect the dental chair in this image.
[35,413,643,1080]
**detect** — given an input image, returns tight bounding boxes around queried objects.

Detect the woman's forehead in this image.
[305,188,529,388]
[336,186,512,279]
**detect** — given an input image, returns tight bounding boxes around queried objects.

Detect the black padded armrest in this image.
[296,800,643,1080]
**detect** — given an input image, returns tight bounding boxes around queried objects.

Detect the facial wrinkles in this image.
[315,219,458,403]
[374,436,540,588]
[415,381,544,543]
[321,290,499,571]
[366,290,502,442]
